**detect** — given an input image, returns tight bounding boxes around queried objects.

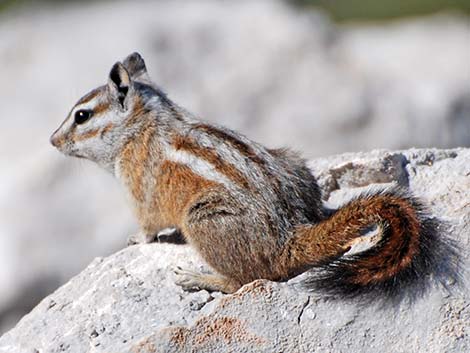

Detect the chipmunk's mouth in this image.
[70,150,86,159]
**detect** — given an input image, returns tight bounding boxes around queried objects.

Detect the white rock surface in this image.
[0,0,469,334]
[0,148,468,353]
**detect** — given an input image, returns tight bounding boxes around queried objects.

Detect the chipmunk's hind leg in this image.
[173,267,241,293]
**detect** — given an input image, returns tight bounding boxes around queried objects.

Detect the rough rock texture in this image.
[1,0,469,334]
[0,148,468,353]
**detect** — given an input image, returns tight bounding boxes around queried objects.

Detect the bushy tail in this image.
[281,187,459,300]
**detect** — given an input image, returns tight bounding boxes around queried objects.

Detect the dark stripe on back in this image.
[193,123,267,167]
[172,135,251,189]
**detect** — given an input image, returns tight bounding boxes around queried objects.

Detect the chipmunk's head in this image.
[50,52,161,172]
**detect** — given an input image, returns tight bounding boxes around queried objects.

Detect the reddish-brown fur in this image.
[51,53,442,296]
[152,160,219,228]
[278,196,421,285]
[118,107,425,292]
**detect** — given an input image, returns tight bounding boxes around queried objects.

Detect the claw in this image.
[173,267,204,291]
[126,231,158,246]
[126,233,141,246]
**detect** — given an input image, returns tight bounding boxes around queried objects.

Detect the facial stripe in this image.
[73,128,100,142]
[76,86,105,105]
[92,102,111,116]
[172,135,251,190]
[100,123,114,138]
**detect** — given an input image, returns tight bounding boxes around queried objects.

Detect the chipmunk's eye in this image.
[74,110,92,125]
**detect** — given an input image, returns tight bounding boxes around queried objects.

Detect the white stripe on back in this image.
[164,145,235,189]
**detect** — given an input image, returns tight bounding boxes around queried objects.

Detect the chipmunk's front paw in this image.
[126,231,157,246]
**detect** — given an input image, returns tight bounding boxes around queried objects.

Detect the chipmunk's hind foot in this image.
[173,266,241,293]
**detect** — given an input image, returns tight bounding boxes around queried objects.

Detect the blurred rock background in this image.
[0,0,468,335]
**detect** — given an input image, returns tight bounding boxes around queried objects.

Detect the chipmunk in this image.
[50,52,449,297]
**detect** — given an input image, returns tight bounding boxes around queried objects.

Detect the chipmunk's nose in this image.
[50,131,60,147]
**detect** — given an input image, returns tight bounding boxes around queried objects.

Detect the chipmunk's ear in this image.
[122,52,150,82]
[108,62,132,108]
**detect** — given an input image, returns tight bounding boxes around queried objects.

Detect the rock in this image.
[1,0,469,334]
[0,148,468,353]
